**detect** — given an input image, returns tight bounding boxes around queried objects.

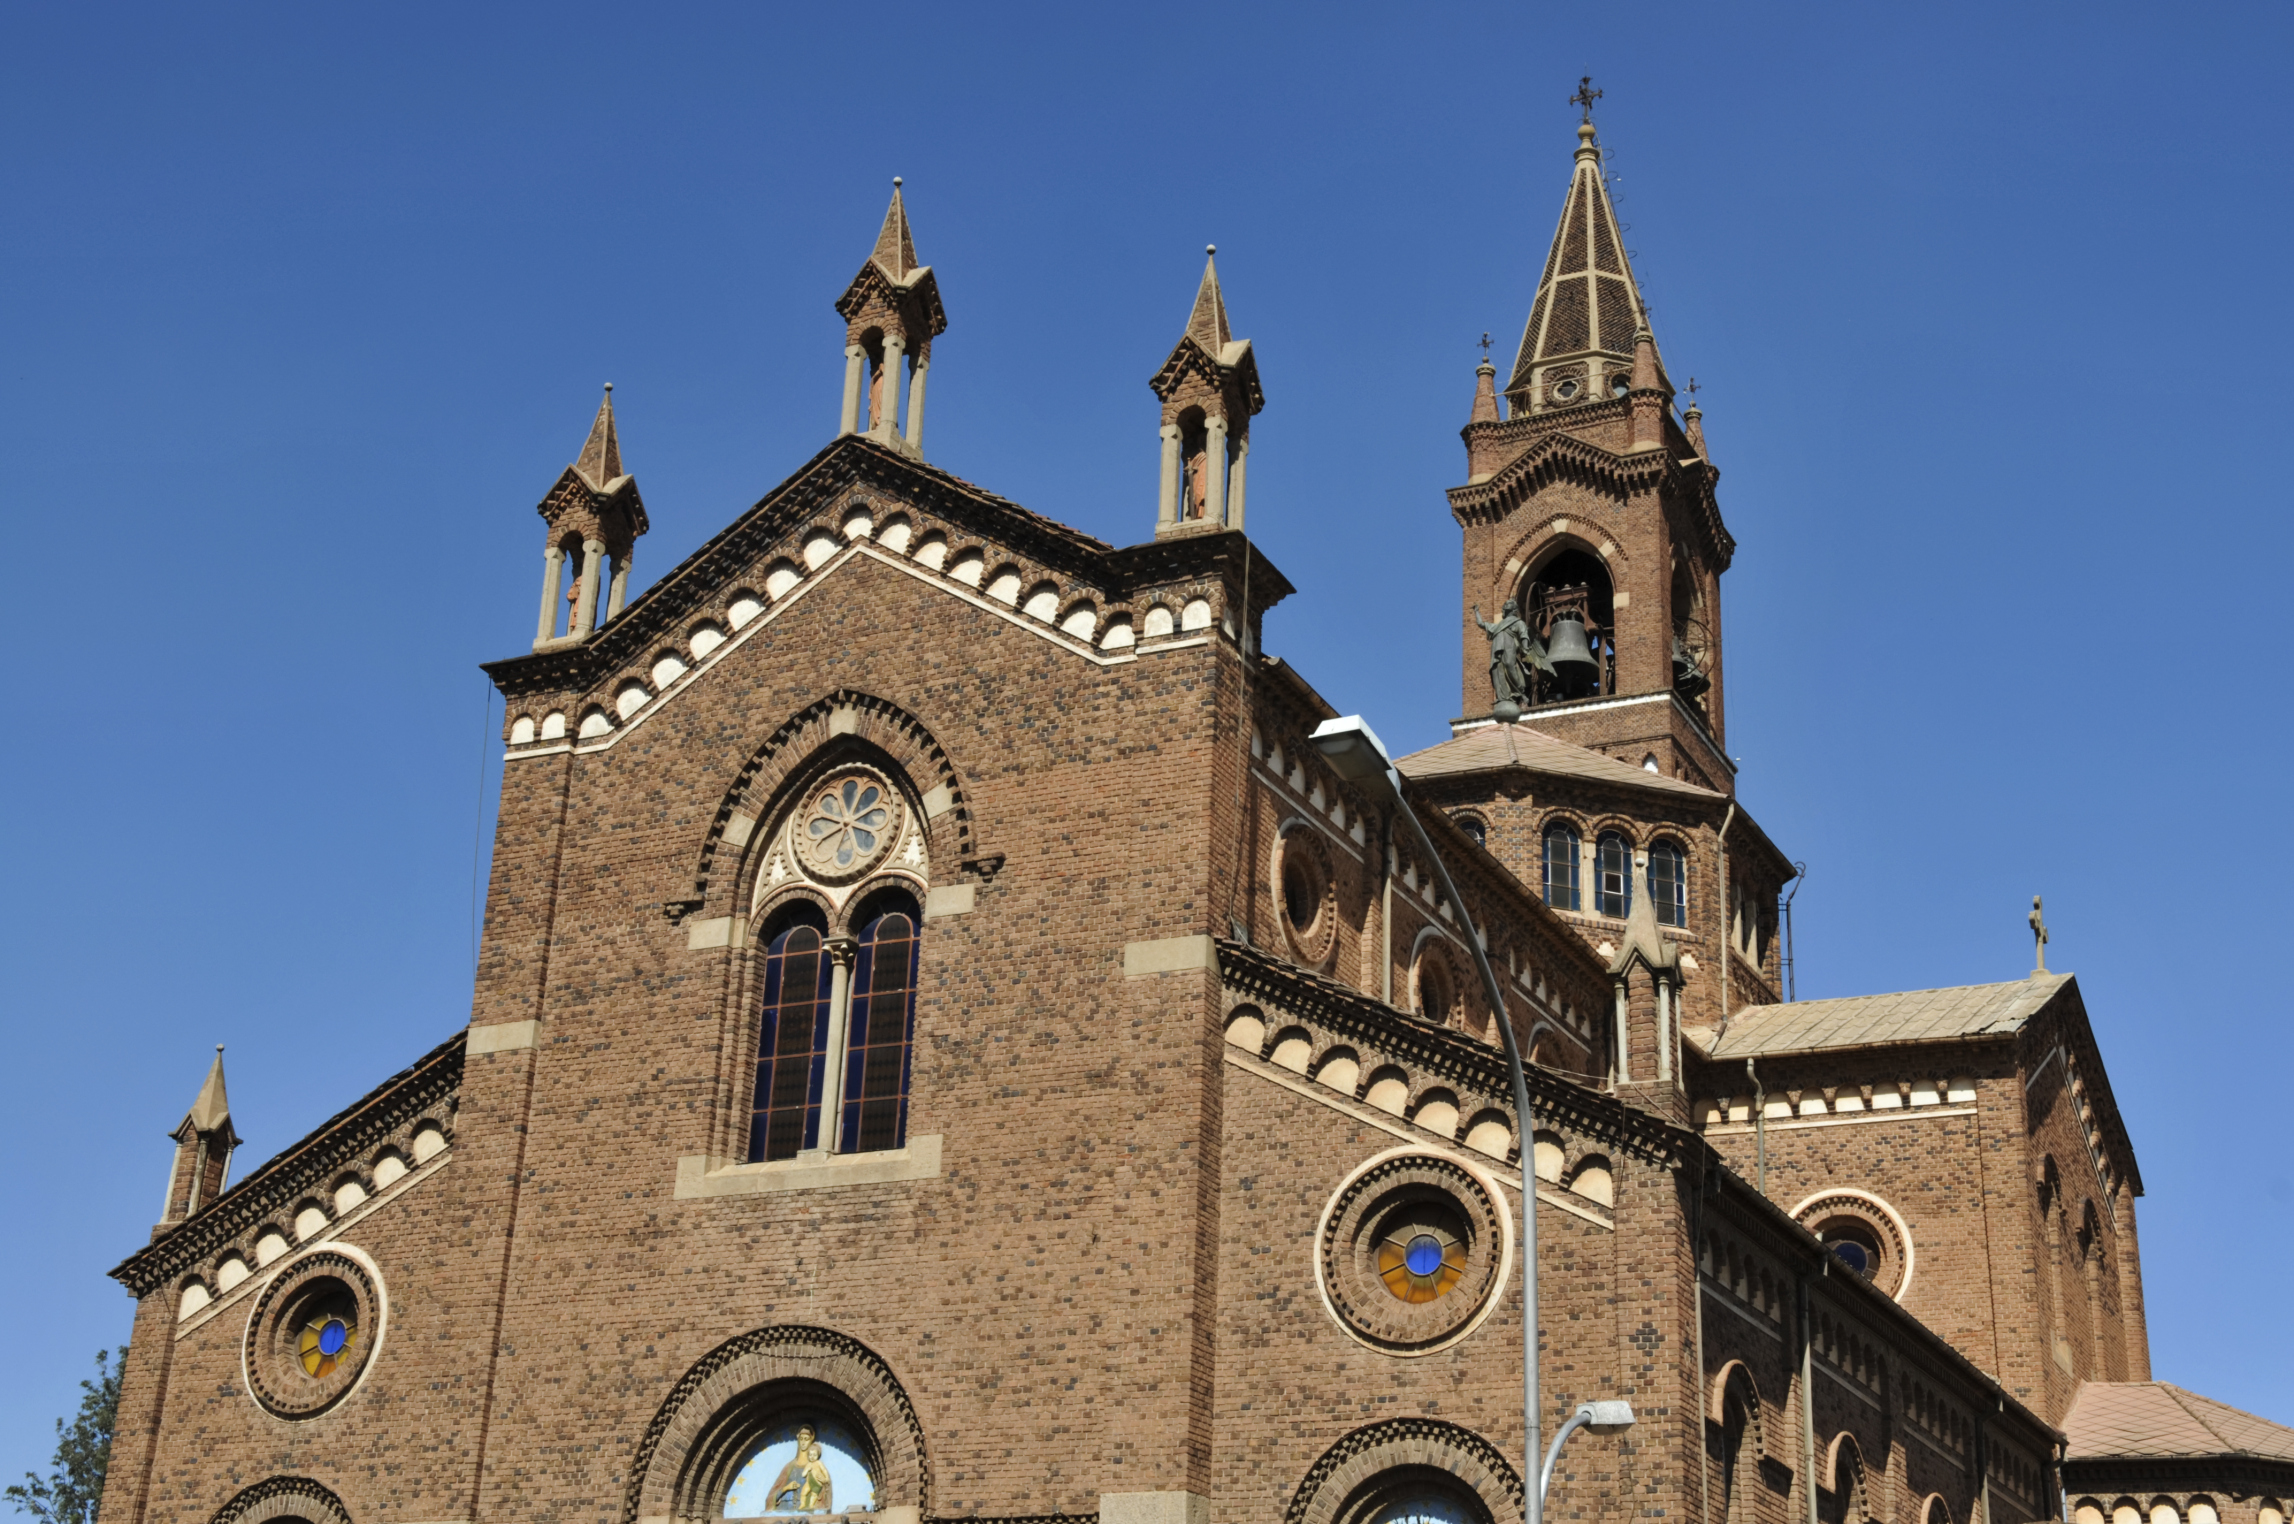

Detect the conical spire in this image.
[1469,352,1500,425]
[185,1045,231,1134]
[572,383,624,490]
[871,178,921,283]
[1185,246,1233,352]
[1509,121,1665,412]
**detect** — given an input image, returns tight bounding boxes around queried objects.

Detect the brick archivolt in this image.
[1284,1417,1525,1524]
[681,689,969,924]
[619,1324,930,1524]
[208,1475,354,1524]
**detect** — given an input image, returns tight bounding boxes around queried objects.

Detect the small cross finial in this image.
[1685,376,1701,400]
[1478,332,1492,361]
[1570,76,1603,124]
[2029,895,2050,975]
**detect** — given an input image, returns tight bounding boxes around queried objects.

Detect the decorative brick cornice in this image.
[111,1032,464,1298]
[1214,940,1684,1168]
[484,436,1293,704]
[1448,426,1734,569]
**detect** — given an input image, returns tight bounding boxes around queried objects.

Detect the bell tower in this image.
[1151,247,1263,537]
[834,179,946,457]
[1449,106,1735,789]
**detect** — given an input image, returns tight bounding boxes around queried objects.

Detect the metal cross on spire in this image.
[2029,895,2050,976]
[1570,76,1603,124]
[1685,376,1702,402]
[1479,332,1492,362]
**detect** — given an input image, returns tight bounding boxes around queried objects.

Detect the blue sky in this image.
[3,0,2288,1487]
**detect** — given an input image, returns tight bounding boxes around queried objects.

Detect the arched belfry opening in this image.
[1670,551,1712,704]
[1521,547,1615,703]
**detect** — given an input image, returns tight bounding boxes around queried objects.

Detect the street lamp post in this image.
[1310,716,1547,1524]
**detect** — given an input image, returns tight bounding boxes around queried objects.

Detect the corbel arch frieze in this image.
[1710,1358,1770,1458]
[1826,1430,1876,1524]
[619,1324,929,1524]
[678,690,972,922]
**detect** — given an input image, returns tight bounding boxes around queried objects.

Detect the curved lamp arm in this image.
[1541,1401,1637,1511]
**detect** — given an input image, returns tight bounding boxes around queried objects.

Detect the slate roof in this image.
[1684,975,2072,1059]
[1397,721,1722,800]
[2064,1383,2294,1464]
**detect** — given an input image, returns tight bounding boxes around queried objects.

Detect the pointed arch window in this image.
[841,895,922,1154]
[1596,832,1634,919]
[1541,824,1581,911]
[1650,841,1687,927]
[749,907,834,1163]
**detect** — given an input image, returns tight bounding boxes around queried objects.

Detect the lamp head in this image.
[1310,716,1397,793]
[1578,1400,1636,1435]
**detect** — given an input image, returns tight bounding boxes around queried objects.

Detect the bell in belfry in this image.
[1545,614,1599,694]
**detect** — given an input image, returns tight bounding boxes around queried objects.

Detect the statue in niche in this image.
[1474,599,1552,721]
[765,1424,835,1514]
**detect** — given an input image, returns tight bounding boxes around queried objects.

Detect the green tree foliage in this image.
[7,1350,122,1524]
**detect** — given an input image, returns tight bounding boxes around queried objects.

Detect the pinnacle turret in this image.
[1150,247,1264,538]
[160,1046,241,1227]
[835,179,946,455]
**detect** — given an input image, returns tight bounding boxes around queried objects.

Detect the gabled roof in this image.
[2064,1382,2294,1464]
[1398,720,1723,800]
[1151,248,1263,415]
[1685,974,2072,1059]
[182,1046,233,1135]
[835,181,947,339]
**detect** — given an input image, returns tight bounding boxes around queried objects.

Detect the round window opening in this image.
[724,1415,878,1517]
[1375,1201,1469,1305]
[787,770,906,884]
[1817,1217,1884,1280]
[294,1286,359,1379]
[1275,830,1336,964]
[243,1250,382,1420]
[1552,378,1581,402]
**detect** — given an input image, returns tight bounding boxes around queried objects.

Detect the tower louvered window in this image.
[749,910,834,1162]
[1542,825,1581,911]
[841,897,922,1154]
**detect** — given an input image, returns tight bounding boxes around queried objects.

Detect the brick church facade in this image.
[100,114,2293,1524]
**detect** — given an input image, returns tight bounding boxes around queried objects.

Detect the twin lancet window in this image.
[1541,824,1687,928]
[746,770,925,1164]
[749,902,921,1161]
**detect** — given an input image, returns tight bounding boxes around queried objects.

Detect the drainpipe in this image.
[1381,815,1395,1006]
[1799,1268,1819,1524]
[1716,802,1737,1028]
[1747,1057,1767,1195]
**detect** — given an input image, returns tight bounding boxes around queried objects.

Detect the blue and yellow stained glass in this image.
[1376,1222,1465,1304]
[297,1307,357,1378]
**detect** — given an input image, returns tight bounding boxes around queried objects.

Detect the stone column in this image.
[1612,977,1631,1083]
[877,334,906,439]
[1203,413,1229,525]
[1226,433,1249,530]
[818,938,859,1153]
[1656,977,1674,1083]
[605,548,632,620]
[1156,424,1181,528]
[535,545,565,646]
[904,357,928,452]
[572,538,605,636]
[839,344,865,435]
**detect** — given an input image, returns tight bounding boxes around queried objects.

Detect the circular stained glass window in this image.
[297,1292,359,1378]
[1376,1212,1467,1304]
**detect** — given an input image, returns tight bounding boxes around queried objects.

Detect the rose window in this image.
[787,771,904,882]
[296,1291,359,1378]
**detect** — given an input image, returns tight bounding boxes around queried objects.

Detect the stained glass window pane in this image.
[749,914,833,1163]
[842,903,920,1155]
